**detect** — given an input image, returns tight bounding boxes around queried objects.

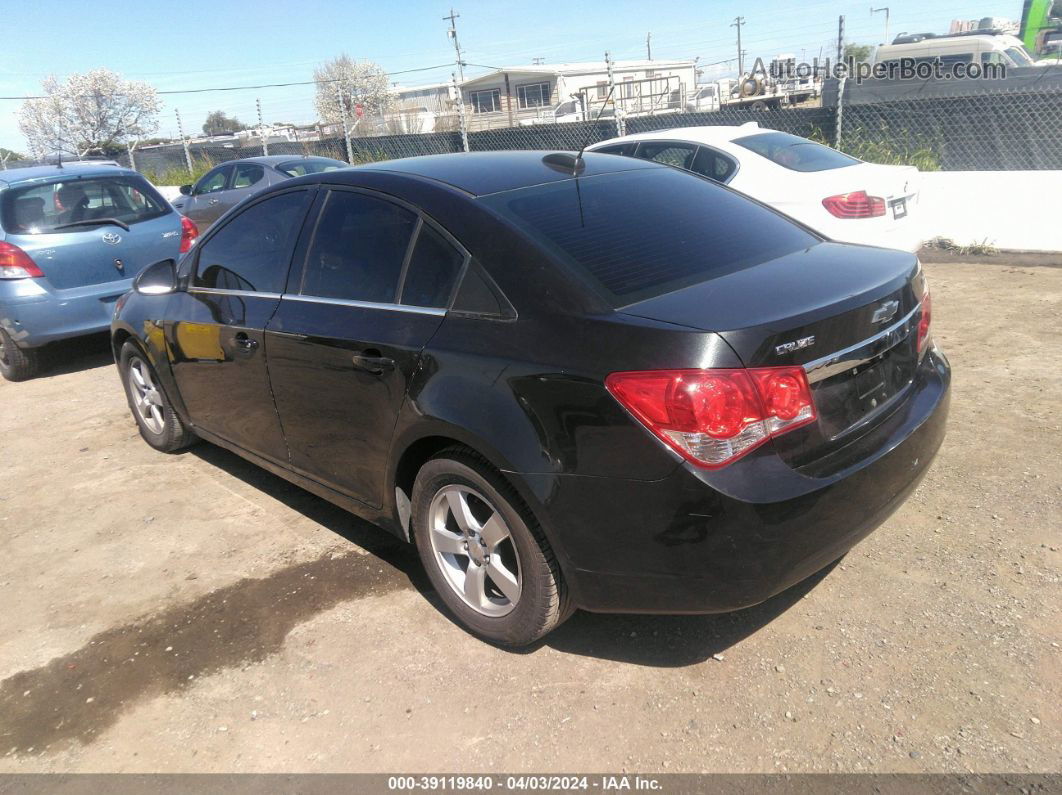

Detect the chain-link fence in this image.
[5,77,1061,177]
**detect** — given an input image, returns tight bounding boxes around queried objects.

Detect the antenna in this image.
[574,82,618,172]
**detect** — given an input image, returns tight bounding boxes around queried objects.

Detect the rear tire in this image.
[118,341,196,452]
[0,327,42,382]
[411,448,573,646]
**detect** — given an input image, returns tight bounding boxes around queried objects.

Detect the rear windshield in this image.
[0,175,169,235]
[481,167,818,306]
[276,158,348,177]
[733,131,860,172]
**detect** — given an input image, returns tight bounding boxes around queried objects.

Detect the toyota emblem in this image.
[102,232,122,246]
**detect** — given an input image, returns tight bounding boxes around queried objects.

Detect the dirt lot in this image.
[0,261,1059,773]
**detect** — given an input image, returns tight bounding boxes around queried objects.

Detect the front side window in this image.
[733,131,860,172]
[194,167,229,195]
[194,190,309,293]
[399,224,465,308]
[1004,46,1034,65]
[469,89,501,113]
[298,191,417,304]
[0,176,169,234]
[232,163,265,188]
[517,82,552,109]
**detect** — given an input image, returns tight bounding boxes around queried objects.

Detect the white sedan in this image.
[587,123,923,252]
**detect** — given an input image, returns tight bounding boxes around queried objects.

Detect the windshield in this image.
[276,158,348,177]
[1004,46,1035,65]
[0,175,169,235]
[481,167,817,306]
[733,131,861,172]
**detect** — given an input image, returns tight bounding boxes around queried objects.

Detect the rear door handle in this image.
[351,353,394,375]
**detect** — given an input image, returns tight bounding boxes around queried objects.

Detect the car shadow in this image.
[188,441,838,668]
[38,332,115,377]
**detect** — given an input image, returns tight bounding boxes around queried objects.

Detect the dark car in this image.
[172,155,347,229]
[111,151,950,646]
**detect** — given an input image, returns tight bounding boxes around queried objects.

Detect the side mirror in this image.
[179,184,192,196]
[134,259,177,296]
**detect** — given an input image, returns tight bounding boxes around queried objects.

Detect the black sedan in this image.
[111,151,950,646]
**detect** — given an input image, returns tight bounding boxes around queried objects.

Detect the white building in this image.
[455,59,697,130]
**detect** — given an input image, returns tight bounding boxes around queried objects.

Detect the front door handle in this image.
[209,198,220,205]
[351,353,394,375]
[233,332,258,352]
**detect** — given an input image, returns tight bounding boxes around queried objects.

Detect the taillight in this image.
[179,215,198,254]
[605,367,817,469]
[917,288,932,352]
[822,190,886,219]
[0,241,45,279]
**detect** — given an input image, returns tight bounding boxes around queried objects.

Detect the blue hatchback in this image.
[0,162,196,380]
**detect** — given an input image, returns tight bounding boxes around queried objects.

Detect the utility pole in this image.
[174,108,193,172]
[837,15,846,65]
[452,72,469,152]
[256,98,268,156]
[337,83,354,163]
[444,9,465,83]
[646,32,652,60]
[605,50,624,136]
[731,17,745,77]
[870,6,890,44]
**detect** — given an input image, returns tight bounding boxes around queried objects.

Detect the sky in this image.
[0,0,1019,153]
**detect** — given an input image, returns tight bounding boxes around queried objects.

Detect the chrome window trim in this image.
[803,302,921,384]
[187,287,282,299]
[280,293,446,316]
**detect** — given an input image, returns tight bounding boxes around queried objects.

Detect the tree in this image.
[0,146,26,163]
[18,69,160,157]
[202,110,247,136]
[844,43,875,64]
[313,54,392,125]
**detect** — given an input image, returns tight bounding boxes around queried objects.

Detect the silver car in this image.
[172,155,348,229]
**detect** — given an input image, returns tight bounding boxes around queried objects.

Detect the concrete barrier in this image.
[918,171,1062,253]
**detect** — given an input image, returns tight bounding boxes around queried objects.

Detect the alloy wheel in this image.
[127,357,166,435]
[427,485,522,617]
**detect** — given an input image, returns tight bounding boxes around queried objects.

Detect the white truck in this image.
[687,57,821,112]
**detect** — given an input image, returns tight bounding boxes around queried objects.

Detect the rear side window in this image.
[636,142,697,170]
[733,132,860,172]
[277,158,347,177]
[232,163,264,188]
[399,224,465,308]
[299,190,417,303]
[691,148,737,183]
[194,190,309,293]
[0,176,169,235]
[482,168,817,306]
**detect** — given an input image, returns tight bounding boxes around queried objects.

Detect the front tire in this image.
[118,341,196,452]
[0,327,42,382]
[411,449,572,646]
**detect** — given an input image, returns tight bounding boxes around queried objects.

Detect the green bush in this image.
[809,125,942,171]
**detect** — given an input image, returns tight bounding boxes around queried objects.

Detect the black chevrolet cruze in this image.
[112,151,950,646]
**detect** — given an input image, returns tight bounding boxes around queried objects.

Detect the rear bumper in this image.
[0,277,131,347]
[522,346,950,614]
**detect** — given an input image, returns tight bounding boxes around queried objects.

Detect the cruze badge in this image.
[774,335,816,356]
[871,299,900,324]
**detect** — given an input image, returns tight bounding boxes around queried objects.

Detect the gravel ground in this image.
[0,261,1058,773]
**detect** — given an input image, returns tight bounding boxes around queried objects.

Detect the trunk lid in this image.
[620,242,926,467]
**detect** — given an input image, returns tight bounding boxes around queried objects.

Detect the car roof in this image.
[228,154,347,167]
[335,150,663,196]
[589,123,768,150]
[0,161,135,187]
